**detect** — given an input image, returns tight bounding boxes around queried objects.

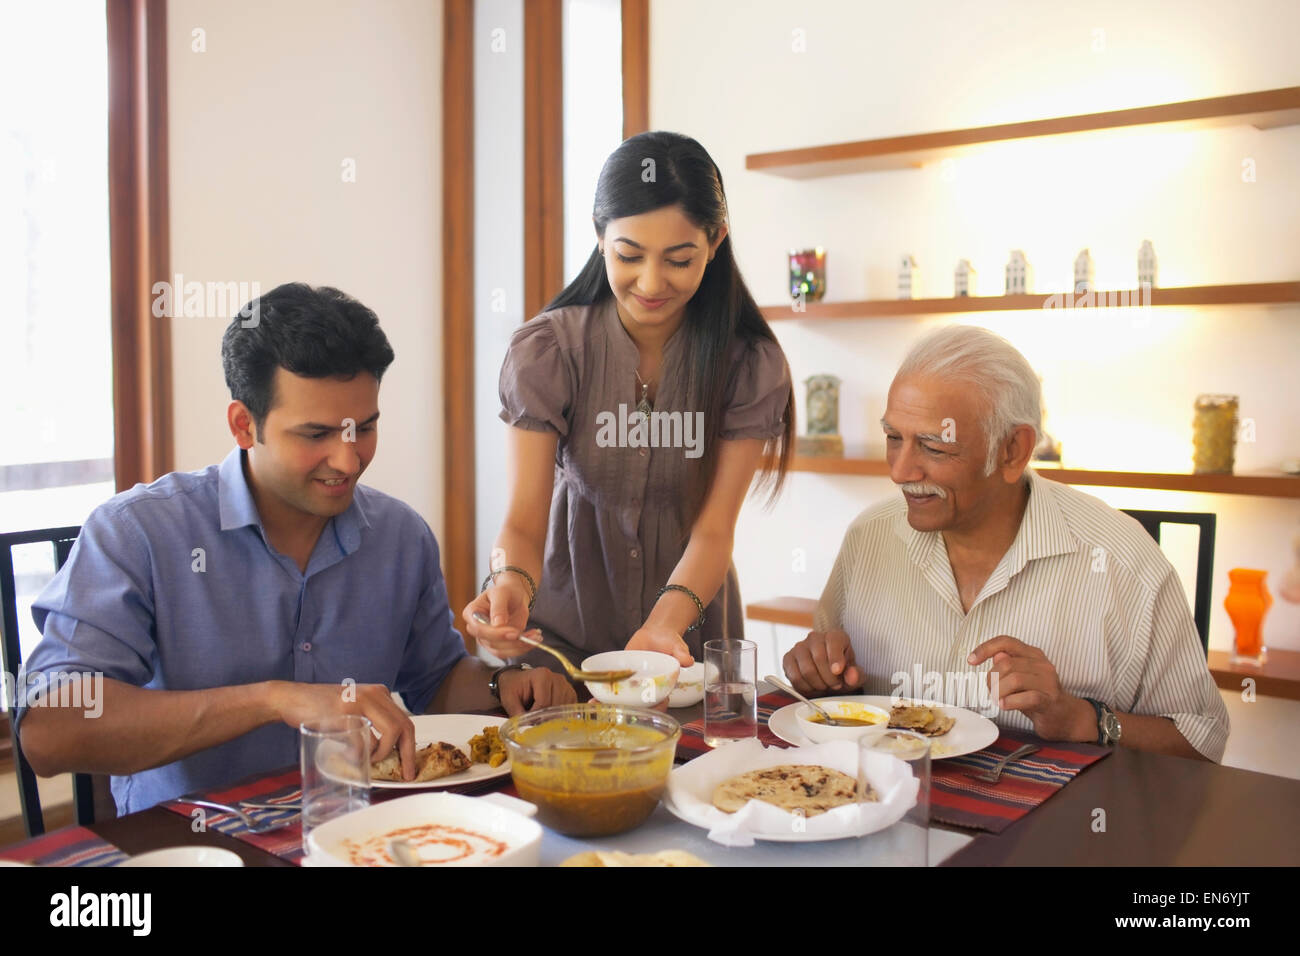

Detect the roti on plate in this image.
[370,741,472,783]
[888,702,956,737]
[711,764,868,817]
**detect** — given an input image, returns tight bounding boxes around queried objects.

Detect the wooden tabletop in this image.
[942,745,1300,866]
[87,736,1300,868]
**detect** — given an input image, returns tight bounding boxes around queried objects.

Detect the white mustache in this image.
[899,482,947,499]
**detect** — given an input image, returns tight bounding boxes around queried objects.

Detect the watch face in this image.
[1103,711,1121,742]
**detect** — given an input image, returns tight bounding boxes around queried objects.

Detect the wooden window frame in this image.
[107,0,172,491]
[440,0,649,643]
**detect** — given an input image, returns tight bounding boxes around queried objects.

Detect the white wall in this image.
[649,0,1300,654]
[167,0,444,538]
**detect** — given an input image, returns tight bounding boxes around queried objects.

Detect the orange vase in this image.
[1224,569,1270,663]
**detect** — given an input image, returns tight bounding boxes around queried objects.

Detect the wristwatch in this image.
[488,662,532,700]
[1083,697,1122,746]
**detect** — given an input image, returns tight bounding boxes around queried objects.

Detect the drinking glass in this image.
[300,715,372,850]
[859,729,931,866]
[703,639,757,747]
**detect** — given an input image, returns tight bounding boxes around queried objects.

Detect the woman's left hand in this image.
[626,625,694,667]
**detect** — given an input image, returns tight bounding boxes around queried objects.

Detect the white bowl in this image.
[796,699,891,745]
[305,792,541,867]
[582,650,680,706]
[668,662,706,708]
[120,846,244,867]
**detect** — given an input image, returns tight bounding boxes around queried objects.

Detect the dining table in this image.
[12,688,1300,868]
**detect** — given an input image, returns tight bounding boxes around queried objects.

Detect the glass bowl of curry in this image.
[499,703,681,837]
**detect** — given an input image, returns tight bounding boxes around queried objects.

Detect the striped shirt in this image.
[814,469,1229,761]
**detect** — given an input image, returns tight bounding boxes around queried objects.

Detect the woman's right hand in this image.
[462,577,534,659]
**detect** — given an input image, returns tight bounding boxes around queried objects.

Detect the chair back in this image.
[0,526,103,837]
[1120,509,1215,655]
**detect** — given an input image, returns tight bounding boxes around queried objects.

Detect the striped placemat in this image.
[931,729,1111,833]
[0,826,129,867]
[164,769,307,863]
[676,692,792,761]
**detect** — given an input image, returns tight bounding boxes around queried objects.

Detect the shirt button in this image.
[301,642,312,652]
[629,549,639,559]
[638,448,647,457]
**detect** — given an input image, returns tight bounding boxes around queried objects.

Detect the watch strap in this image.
[489,662,532,700]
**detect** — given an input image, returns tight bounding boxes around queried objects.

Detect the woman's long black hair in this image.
[544,131,794,529]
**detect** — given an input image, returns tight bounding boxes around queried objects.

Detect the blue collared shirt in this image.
[18,447,466,814]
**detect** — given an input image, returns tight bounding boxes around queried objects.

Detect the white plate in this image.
[370,714,511,790]
[768,696,999,759]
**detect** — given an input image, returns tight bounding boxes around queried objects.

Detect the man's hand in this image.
[782,629,863,696]
[967,635,1094,741]
[268,680,418,780]
[626,624,694,667]
[495,667,577,716]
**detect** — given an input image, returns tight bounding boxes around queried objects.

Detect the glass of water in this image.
[300,715,372,851]
[703,639,757,747]
[860,729,931,866]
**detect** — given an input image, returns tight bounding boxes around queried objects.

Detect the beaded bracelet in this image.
[482,565,538,612]
[657,584,706,632]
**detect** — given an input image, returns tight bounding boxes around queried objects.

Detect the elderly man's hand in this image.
[968,635,1094,741]
[782,629,863,696]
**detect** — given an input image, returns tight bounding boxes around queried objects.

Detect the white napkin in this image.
[666,739,918,847]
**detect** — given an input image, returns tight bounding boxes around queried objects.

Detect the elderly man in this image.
[783,325,1228,761]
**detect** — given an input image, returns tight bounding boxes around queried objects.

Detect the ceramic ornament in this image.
[898,255,920,299]
[954,259,977,297]
[1005,250,1033,295]
[1074,249,1095,294]
[1138,239,1158,288]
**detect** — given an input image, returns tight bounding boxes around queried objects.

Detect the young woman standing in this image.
[465,131,793,674]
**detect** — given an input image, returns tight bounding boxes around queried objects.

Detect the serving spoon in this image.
[471,612,635,683]
[763,674,844,726]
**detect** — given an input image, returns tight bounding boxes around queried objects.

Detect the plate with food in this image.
[767,695,999,759]
[661,738,918,844]
[368,714,511,789]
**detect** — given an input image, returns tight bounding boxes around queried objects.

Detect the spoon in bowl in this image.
[471,613,635,683]
[763,674,844,726]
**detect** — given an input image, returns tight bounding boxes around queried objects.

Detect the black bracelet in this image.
[657,584,706,632]
[482,565,538,612]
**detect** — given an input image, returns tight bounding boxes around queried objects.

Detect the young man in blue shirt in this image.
[17,283,574,814]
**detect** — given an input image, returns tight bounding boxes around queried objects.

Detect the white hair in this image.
[894,325,1041,476]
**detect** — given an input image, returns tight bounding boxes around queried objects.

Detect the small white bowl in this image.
[796,699,891,745]
[668,662,705,708]
[306,792,541,867]
[120,846,244,867]
[582,650,680,707]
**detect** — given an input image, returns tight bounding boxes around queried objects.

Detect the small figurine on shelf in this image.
[954,259,977,297]
[1005,250,1033,294]
[1137,239,1158,289]
[1074,249,1095,294]
[898,255,920,299]
[789,248,827,303]
[795,374,844,458]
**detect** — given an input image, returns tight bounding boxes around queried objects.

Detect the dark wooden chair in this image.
[0,526,114,837]
[1120,509,1216,655]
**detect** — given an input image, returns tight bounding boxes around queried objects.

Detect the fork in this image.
[968,743,1039,784]
[178,798,301,834]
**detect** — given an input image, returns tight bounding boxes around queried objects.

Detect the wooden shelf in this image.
[789,456,1300,498]
[1207,649,1300,701]
[760,282,1300,322]
[747,87,1300,178]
